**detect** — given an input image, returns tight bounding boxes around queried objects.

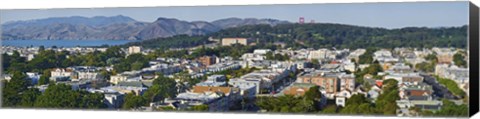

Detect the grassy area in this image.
[435,76,466,98]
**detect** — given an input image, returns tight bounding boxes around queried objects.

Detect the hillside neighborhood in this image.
[1,36,470,116]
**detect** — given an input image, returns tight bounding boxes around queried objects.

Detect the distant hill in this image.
[1,16,290,40]
[211,17,290,29]
[125,23,468,49]
[2,15,136,30]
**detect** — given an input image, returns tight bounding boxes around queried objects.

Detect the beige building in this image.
[437,53,454,64]
[128,46,142,54]
[221,38,252,46]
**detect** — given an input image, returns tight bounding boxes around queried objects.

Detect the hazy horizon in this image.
[0,1,469,29]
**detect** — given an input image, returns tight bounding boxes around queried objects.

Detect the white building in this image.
[308,49,329,60]
[253,49,272,55]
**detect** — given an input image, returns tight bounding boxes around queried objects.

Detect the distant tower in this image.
[299,17,305,24]
[310,20,315,24]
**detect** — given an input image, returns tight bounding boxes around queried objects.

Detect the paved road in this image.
[421,74,458,100]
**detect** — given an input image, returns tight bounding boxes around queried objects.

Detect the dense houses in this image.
[1,45,469,115]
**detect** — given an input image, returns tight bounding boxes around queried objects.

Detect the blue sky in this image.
[0,1,469,29]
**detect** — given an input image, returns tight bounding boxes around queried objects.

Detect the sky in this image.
[0,1,469,29]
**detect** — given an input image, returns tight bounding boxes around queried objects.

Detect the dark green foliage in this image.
[211,67,259,81]
[453,53,467,67]
[3,51,28,73]
[339,94,377,115]
[142,75,178,104]
[311,59,320,69]
[425,54,438,62]
[124,35,210,49]
[304,86,324,110]
[374,79,400,115]
[256,86,323,113]
[256,95,315,113]
[415,62,436,73]
[19,88,41,107]
[113,53,151,72]
[34,83,106,109]
[27,50,70,72]
[2,71,31,107]
[122,93,147,110]
[321,105,339,113]
[2,46,126,73]
[431,99,468,117]
[191,104,209,111]
[339,79,399,115]
[265,52,289,61]
[37,69,51,85]
[354,61,383,84]
[358,47,377,64]
[210,24,467,49]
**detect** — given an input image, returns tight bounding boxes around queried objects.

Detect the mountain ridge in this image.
[1,16,291,40]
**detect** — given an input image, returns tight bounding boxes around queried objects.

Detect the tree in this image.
[340,94,376,114]
[34,83,106,109]
[122,93,147,110]
[304,86,324,111]
[321,105,339,113]
[78,91,107,109]
[191,104,209,111]
[143,85,167,103]
[453,53,467,67]
[311,59,320,69]
[432,99,468,117]
[131,61,146,70]
[2,71,32,107]
[8,71,30,92]
[415,62,435,73]
[20,88,41,107]
[256,94,316,113]
[37,69,51,85]
[151,75,178,98]
[374,79,399,115]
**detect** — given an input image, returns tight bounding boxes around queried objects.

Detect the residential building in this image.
[198,56,217,66]
[297,71,341,99]
[399,84,433,101]
[339,73,355,91]
[196,75,227,87]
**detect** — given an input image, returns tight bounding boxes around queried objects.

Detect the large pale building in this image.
[221,38,252,46]
[128,46,142,54]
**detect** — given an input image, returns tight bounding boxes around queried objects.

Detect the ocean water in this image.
[1,40,135,47]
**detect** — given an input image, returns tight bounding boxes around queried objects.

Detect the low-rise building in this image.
[399,84,433,101]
